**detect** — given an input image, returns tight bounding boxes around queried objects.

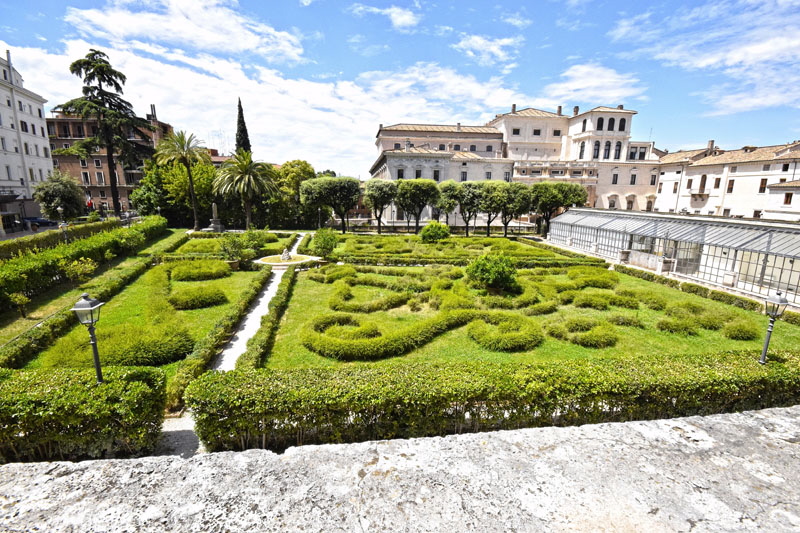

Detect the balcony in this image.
[690,187,710,198]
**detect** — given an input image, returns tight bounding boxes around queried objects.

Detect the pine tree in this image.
[235,98,251,153]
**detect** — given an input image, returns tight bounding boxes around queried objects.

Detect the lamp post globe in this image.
[70,293,105,383]
[760,290,789,365]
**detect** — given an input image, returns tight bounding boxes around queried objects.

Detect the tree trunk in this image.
[486,221,491,237]
[445,213,449,226]
[464,214,470,237]
[414,212,421,234]
[105,137,122,218]
[186,163,200,231]
[244,200,252,230]
[503,222,509,237]
[376,213,382,234]
[338,210,347,233]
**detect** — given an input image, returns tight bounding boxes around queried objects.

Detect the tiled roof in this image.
[451,151,486,160]
[768,180,800,189]
[486,107,562,124]
[384,147,450,155]
[658,149,708,165]
[380,124,501,134]
[692,143,800,166]
[587,106,638,114]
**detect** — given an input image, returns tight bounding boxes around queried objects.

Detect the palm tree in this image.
[155,131,210,230]
[214,149,278,229]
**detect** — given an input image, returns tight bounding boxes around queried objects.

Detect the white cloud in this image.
[434,25,454,36]
[348,4,421,31]
[607,0,800,114]
[529,63,647,108]
[346,35,389,57]
[501,13,532,29]
[64,0,305,63]
[299,0,315,5]
[451,34,524,70]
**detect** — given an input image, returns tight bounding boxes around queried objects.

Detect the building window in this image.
[687,179,693,189]
[714,177,721,188]
[53,160,59,168]
[512,128,520,135]
[619,118,626,131]
[603,141,611,159]
[785,192,794,205]
[438,144,445,150]
[18,101,23,111]
[5,165,10,179]
[612,173,618,185]
[80,159,87,167]
[626,199,634,210]
[99,190,106,198]
[607,118,615,131]
[23,143,29,155]
[629,147,638,160]
[578,141,585,159]
[638,147,646,160]
[28,168,34,180]
[38,108,42,118]
[609,199,616,209]
[730,166,737,173]
[551,170,564,176]
[727,180,734,193]
[43,147,49,157]
[531,129,540,136]
[433,169,440,181]
[553,129,561,136]
[763,164,770,171]
[82,171,90,184]
[415,169,422,178]
[630,174,637,185]
[19,121,28,133]
[47,124,55,136]
[454,144,461,151]
[673,182,678,193]
[596,117,604,130]
[783,163,790,172]
[658,183,663,193]
[520,169,526,175]
[38,168,43,180]
[486,145,492,152]
[76,125,84,138]
[470,145,476,152]
[723,208,731,216]
[650,174,657,185]
[485,171,492,180]
[581,119,586,132]
[754,210,762,218]
[397,168,404,179]
[62,143,69,149]
[394,143,401,149]
[593,141,600,159]
[31,124,36,135]
[614,141,621,160]
[0,137,4,151]
[460,171,467,182]
[759,179,767,193]
[780,178,787,183]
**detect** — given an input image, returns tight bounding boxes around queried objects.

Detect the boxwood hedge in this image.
[0,367,165,463]
[186,351,800,452]
[170,259,231,281]
[168,286,228,310]
[0,219,122,259]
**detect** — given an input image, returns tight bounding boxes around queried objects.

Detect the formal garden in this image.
[2,221,800,462]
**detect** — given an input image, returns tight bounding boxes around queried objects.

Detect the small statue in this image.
[281,248,291,261]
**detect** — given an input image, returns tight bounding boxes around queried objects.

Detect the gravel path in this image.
[2,405,799,532]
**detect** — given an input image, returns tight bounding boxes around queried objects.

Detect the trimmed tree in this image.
[214,149,278,230]
[235,98,251,153]
[437,180,460,226]
[478,181,506,237]
[54,49,154,218]
[364,179,397,234]
[269,159,319,229]
[396,179,440,234]
[155,131,211,230]
[33,170,84,221]
[530,181,587,236]
[457,181,483,237]
[499,182,532,237]
[300,177,361,233]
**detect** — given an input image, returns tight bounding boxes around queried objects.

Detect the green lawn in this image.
[266,266,800,370]
[28,265,258,369]
[0,229,187,346]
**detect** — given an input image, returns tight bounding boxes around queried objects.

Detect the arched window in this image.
[579,141,586,159]
[619,118,626,131]
[626,199,634,210]
[582,119,587,132]
[646,200,653,212]
[453,144,461,151]
[603,141,611,159]
[596,117,604,130]
[608,118,615,131]
[593,141,600,159]
[614,141,622,160]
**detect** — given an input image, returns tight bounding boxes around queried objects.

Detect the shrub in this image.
[308,264,357,283]
[656,318,698,336]
[7,292,30,318]
[564,316,600,332]
[170,259,231,281]
[783,311,800,327]
[466,254,519,292]
[419,221,450,243]
[553,281,580,293]
[0,219,121,259]
[0,367,165,463]
[573,293,610,310]
[571,324,619,348]
[178,239,221,254]
[642,295,667,311]
[666,301,707,318]
[466,313,544,351]
[681,282,710,298]
[524,300,559,316]
[696,312,729,331]
[708,290,763,312]
[545,322,569,340]
[557,290,579,305]
[723,319,760,341]
[610,294,639,309]
[312,228,338,258]
[58,256,99,284]
[168,286,227,310]
[102,327,195,366]
[328,281,410,313]
[613,265,680,288]
[607,314,644,328]
[219,234,244,261]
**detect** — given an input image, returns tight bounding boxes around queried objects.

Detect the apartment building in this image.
[0,50,53,234]
[47,104,172,214]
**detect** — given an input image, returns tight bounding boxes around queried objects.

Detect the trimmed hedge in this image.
[0,216,168,310]
[328,281,410,313]
[166,266,272,410]
[0,230,189,369]
[656,317,698,336]
[103,327,195,366]
[170,259,231,281]
[296,233,313,255]
[466,313,544,351]
[524,300,559,316]
[784,311,800,327]
[237,266,298,370]
[723,319,761,341]
[680,282,710,298]
[186,351,800,452]
[168,286,228,310]
[708,290,763,312]
[613,264,681,288]
[0,367,165,463]
[0,219,122,259]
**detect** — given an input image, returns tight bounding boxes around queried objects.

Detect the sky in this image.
[2,0,800,177]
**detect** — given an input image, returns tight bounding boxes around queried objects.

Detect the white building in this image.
[0,50,52,234]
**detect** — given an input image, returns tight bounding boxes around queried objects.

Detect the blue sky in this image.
[2,0,800,177]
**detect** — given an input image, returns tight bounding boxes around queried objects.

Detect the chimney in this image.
[5,50,12,86]
[511,104,517,113]
[617,104,624,110]
[456,122,461,132]
[573,106,579,116]
[557,105,562,116]
[379,123,383,129]
[707,139,715,154]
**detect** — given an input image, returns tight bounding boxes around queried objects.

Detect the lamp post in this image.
[56,205,69,243]
[759,290,789,365]
[70,293,105,383]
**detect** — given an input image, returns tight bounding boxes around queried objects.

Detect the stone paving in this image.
[2,405,799,532]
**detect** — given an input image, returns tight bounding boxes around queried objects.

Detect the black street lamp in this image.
[70,293,105,383]
[56,206,68,243]
[760,290,789,365]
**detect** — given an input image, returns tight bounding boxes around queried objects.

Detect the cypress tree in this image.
[235,97,251,153]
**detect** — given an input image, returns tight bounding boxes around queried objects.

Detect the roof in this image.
[692,143,800,166]
[587,106,637,114]
[452,151,487,160]
[550,208,800,258]
[485,107,563,125]
[768,180,800,190]
[383,147,450,155]
[658,149,708,165]
[380,124,501,135]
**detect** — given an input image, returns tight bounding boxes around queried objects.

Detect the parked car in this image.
[23,217,57,227]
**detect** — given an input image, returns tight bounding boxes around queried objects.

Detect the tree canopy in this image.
[300,177,361,233]
[437,180,460,226]
[364,179,397,234]
[478,181,506,236]
[155,131,211,230]
[235,98,251,153]
[457,182,483,237]
[396,179,440,234]
[214,149,278,229]
[531,181,587,235]
[33,170,85,221]
[498,182,532,237]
